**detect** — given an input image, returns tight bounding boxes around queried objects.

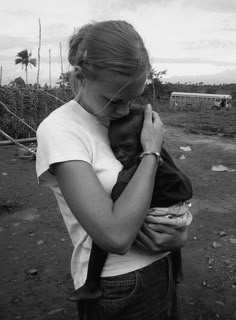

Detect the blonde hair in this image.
[68,20,150,94]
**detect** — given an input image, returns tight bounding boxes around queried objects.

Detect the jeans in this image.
[77,255,180,320]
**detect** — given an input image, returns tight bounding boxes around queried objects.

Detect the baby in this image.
[70,104,193,302]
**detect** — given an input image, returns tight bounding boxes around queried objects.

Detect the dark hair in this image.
[109,104,145,138]
[68,21,150,93]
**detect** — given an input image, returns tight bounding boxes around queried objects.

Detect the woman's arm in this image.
[53,105,165,255]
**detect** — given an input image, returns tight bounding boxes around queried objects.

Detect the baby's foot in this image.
[69,283,102,302]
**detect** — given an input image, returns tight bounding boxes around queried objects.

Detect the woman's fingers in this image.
[143,104,152,123]
[141,105,165,153]
[152,111,165,138]
[135,223,189,253]
[144,217,176,234]
[151,110,160,122]
[135,227,162,252]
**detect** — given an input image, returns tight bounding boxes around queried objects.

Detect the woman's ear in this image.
[74,66,84,80]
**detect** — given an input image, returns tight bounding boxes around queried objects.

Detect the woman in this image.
[36,20,187,319]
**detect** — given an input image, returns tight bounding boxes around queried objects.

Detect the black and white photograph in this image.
[0,1,236,319]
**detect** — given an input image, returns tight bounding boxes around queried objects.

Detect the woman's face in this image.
[79,69,147,125]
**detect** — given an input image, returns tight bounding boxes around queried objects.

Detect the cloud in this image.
[182,0,236,13]
[151,57,236,67]
[164,68,236,85]
[42,23,73,45]
[0,35,37,50]
[94,0,175,13]
[114,0,174,5]
[183,39,235,50]
[221,26,236,32]
[2,9,33,17]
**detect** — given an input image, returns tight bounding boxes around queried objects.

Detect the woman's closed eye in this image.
[105,96,136,106]
[112,99,123,105]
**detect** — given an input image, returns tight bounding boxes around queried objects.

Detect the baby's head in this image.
[108,104,145,168]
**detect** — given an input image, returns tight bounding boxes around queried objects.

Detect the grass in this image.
[159,102,236,136]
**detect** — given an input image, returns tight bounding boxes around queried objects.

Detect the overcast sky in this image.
[1,0,236,85]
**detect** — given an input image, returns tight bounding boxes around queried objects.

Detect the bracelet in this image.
[139,151,163,166]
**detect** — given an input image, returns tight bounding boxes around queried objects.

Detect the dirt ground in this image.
[0,118,236,320]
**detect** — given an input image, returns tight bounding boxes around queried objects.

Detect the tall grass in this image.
[0,88,235,139]
[0,87,73,139]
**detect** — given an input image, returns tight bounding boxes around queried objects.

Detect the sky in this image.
[0,0,236,86]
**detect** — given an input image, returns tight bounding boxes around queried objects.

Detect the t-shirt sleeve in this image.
[36,117,92,186]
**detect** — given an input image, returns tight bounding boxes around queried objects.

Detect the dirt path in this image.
[164,126,236,320]
[0,126,236,320]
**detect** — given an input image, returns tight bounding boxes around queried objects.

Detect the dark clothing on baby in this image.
[112,148,192,206]
[70,147,192,302]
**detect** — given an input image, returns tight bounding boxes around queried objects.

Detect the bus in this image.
[170,92,232,110]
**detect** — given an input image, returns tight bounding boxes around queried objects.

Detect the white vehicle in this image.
[170,92,232,110]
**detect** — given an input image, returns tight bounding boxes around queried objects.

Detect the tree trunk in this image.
[25,66,28,84]
[0,66,2,85]
[37,18,41,89]
[152,82,155,106]
[59,42,64,74]
[49,49,51,87]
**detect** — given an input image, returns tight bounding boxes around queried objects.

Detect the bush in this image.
[0,87,73,139]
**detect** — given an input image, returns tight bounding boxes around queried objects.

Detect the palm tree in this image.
[15,49,37,85]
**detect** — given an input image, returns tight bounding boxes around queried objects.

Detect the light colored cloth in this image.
[148,202,192,229]
[36,100,167,290]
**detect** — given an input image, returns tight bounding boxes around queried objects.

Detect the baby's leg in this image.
[171,249,183,283]
[69,242,108,302]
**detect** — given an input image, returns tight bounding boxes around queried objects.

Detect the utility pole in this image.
[59,42,64,74]
[36,18,41,89]
[49,49,51,88]
[0,66,2,86]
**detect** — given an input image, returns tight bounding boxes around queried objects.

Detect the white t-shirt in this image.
[36,100,167,289]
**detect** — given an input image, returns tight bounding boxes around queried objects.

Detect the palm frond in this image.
[29,58,37,67]
[16,49,29,60]
[15,58,23,65]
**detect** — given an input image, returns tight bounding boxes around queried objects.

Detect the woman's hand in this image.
[140,104,165,154]
[135,222,188,253]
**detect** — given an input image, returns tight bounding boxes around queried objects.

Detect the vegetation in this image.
[0,87,73,139]
[0,74,236,139]
[15,50,37,85]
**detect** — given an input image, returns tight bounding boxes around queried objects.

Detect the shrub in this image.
[0,87,73,139]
